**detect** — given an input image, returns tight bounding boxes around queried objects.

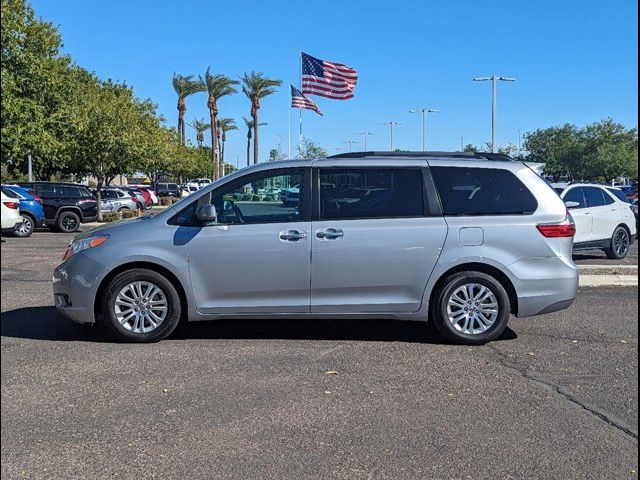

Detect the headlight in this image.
[62,235,109,261]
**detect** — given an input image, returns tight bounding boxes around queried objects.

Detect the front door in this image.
[184,167,312,314]
[310,167,447,313]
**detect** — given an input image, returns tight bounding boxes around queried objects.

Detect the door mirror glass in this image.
[196,204,217,223]
[564,201,580,209]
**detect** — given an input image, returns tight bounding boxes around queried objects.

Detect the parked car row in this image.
[1,181,161,237]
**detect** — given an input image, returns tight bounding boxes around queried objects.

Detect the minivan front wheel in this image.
[605,227,630,260]
[431,271,511,345]
[102,269,181,342]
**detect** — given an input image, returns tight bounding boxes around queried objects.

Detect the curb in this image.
[579,275,638,287]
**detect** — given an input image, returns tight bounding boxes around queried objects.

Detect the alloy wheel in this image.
[15,216,33,236]
[446,283,500,335]
[614,229,630,257]
[60,215,79,232]
[114,281,168,333]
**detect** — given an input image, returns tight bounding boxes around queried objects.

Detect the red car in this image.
[133,187,153,207]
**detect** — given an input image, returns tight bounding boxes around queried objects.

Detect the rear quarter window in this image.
[431,167,538,216]
[606,188,629,203]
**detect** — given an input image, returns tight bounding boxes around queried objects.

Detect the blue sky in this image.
[32,0,638,166]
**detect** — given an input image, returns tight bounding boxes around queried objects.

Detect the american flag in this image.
[291,85,322,115]
[301,52,357,100]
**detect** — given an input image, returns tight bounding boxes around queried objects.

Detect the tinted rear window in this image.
[319,168,424,220]
[59,186,82,197]
[2,187,20,199]
[606,188,629,203]
[33,184,56,197]
[432,167,538,216]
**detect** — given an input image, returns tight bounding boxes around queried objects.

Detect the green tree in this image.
[242,116,266,167]
[524,124,584,180]
[297,137,328,159]
[240,71,282,165]
[268,148,286,162]
[463,144,479,153]
[581,119,638,182]
[201,67,238,179]
[217,117,237,168]
[68,79,166,219]
[189,118,210,148]
[172,74,205,145]
[1,0,82,179]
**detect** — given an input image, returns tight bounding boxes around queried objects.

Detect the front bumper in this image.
[52,253,104,324]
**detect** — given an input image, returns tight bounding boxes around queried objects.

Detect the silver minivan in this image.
[53,152,579,344]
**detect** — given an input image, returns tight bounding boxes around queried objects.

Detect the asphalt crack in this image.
[486,344,639,442]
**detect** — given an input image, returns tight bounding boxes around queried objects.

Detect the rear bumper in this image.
[508,256,579,318]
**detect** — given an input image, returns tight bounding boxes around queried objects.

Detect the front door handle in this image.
[279,230,307,242]
[316,227,344,240]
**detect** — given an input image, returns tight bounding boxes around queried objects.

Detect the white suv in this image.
[556,184,637,259]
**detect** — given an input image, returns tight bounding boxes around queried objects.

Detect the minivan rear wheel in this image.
[102,269,181,342]
[604,226,630,260]
[431,271,511,345]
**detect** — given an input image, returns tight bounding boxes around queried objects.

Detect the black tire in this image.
[13,213,35,237]
[604,226,631,260]
[117,206,131,212]
[430,271,511,345]
[57,211,81,233]
[102,268,182,343]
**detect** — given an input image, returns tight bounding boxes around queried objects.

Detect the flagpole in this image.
[288,105,291,160]
[299,47,303,151]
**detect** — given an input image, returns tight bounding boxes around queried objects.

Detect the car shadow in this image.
[1,306,518,344]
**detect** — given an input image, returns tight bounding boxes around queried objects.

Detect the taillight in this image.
[3,201,19,209]
[537,215,576,238]
[32,194,43,205]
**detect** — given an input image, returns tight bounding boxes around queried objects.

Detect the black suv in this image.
[18,182,98,233]
[155,182,180,198]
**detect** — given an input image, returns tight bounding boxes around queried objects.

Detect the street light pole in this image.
[381,121,402,150]
[341,140,359,153]
[473,75,515,152]
[28,154,33,182]
[409,108,439,151]
[355,132,375,151]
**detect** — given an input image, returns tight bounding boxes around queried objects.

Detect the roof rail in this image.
[327,151,515,162]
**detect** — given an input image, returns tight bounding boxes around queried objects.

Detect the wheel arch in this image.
[55,206,83,221]
[94,261,188,324]
[428,262,519,316]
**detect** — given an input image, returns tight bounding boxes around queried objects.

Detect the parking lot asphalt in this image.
[1,231,638,480]
[573,242,638,266]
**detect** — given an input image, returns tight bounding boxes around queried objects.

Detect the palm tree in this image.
[240,71,282,164]
[200,67,238,179]
[188,118,211,148]
[217,117,237,168]
[172,74,205,145]
[242,116,267,167]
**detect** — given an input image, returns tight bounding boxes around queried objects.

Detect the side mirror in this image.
[196,204,217,223]
[564,201,580,209]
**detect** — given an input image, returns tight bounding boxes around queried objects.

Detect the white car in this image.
[186,178,212,188]
[1,191,22,232]
[180,185,199,198]
[556,184,637,259]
